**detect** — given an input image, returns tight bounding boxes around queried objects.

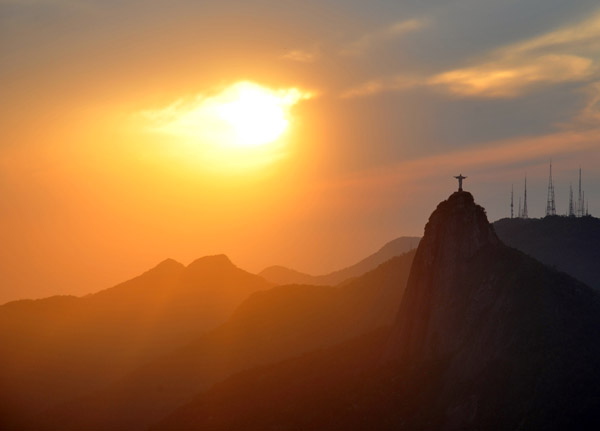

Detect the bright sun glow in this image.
[144,82,312,151]
[217,84,290,147]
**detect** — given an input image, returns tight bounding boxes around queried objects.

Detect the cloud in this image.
[339,18,427,57]
[281,48,319,63]
[340,75,423,99]
[340,80,385,99]
[571,81,600,125]
[429,12,600,98]
[281,18,427,64]
[343,11,600,99]
[502,13,600,56]
[429,54,593,98]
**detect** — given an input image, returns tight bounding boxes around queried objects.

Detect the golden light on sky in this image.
[2,0,600,304]
[142,81,312,170]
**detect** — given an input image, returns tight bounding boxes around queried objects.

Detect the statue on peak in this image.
[454,174,467,191]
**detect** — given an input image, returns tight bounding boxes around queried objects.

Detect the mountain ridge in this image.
[493,215,600,289]
[259,236,420,285]
[31,251,416,431]
[0,254,271,427]
[152,192,600,430]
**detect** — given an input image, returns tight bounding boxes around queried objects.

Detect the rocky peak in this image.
[152,258,186,274]
[419,191,499,265]
[385,191,500,364]
[186,254,237,275]
[384,191,600,429]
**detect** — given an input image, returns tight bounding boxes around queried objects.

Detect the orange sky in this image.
[1,0,599,303]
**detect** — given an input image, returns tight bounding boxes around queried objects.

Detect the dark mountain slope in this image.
[259,236,420,285]
[384,193,600,429]
[154,192,600,430]
[151,327,393,431]
[0,255,271,427]
[34,251,415,431]
[494,215,600,289]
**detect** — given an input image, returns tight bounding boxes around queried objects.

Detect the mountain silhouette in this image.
[151,327,393,431]
[259,236,420,285]
[494,215,600,289]
[32,251,415,431]
[385,191,500,363]
[0,255,271,427]
[384,192,600,428]
[152,192,600,430]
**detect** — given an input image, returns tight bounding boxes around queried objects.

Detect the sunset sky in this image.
[2,0,600,303]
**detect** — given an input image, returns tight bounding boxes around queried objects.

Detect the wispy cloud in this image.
[281,48,319,63]
[571,81,600,125]
[340,80,385,99]
[429,12,600,98]
[502,13,600,56]
[343,11,600,99]
[340,75,423,99]
[429,54,593,98]
[339,18,428,57]
[281,18,426,65]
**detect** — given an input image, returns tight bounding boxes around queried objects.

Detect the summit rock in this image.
[385,191,500,363]
[385,191,600,429]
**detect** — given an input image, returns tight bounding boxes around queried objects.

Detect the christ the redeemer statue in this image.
[454,174,467,191]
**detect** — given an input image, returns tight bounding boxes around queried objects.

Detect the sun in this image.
[217,83,291,147]
[146,81,312,151]
[142,81,312,171]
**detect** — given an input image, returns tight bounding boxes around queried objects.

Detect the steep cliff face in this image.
[386,191,500,364]
[385,191,600,429]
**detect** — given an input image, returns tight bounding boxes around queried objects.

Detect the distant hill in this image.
[494,215,600,289]
[259,236,420,285]
[153,193,600,430]
[33,251,416,431]
[0,255,271,427]
[151,327,392,431]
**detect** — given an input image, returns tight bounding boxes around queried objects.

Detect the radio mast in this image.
[522,176,528,219]
[545,161,556,216]
[511,185,514,219]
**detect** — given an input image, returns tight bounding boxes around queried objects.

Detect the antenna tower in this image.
[568,184,575,217]
[522,176,528,219]
[518,197,522,218]
[586,200,589,216]
[511,185,514,219]
[545,161,556,216]
[578,168,583,217]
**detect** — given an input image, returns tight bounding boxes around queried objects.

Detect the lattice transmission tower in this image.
[545,161,556,216]
[522,176,528,219]
[577,168,583,217]
[568,184,575,217]
[510,184,514,218]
